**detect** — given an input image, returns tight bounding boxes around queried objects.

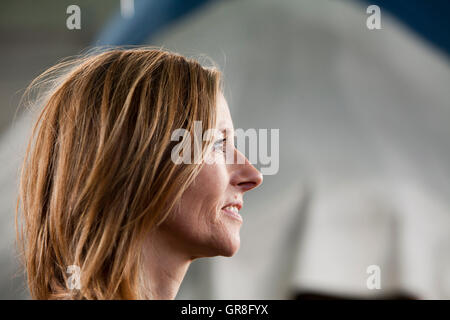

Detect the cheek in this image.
[184,165,228,236]
[162,163,240,257]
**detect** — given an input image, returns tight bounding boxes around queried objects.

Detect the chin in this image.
[217,233,241,257]
[198,232,240,258]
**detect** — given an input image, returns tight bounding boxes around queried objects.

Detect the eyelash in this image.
[213,138,227,152]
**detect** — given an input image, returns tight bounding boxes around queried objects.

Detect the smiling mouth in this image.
[221,204,243,222]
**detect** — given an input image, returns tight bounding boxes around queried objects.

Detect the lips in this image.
[221,202,243,222]
[222,202,242,211]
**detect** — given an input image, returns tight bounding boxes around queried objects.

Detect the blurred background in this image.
[0,0,449,299]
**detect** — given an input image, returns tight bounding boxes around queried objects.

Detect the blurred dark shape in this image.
[95,0,217,46]
[294,291,417,300]
[360,0,450,56]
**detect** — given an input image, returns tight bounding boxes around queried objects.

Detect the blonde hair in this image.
[16,47,222,299]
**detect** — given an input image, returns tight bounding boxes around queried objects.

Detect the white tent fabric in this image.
[147,0,450,299]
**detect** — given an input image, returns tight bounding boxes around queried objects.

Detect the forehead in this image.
[216,92,233,130]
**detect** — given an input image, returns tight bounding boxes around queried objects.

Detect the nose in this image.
[230,149,263,192]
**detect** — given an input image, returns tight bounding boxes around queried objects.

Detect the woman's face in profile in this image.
[159,92,263,258]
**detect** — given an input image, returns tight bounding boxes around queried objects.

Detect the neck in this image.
[142,227,192,300]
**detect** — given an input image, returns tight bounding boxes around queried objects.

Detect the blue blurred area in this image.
[96,0,450,58]
[360,0,450,56]
[94,0,215,46]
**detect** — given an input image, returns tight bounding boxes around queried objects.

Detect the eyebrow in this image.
[219,127,235,137]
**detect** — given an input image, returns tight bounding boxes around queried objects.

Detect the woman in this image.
[16,48,262,299]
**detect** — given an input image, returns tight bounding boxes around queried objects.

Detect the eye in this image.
[213,138,227,152]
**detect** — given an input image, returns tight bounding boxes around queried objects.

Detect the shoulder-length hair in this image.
[16,47,222,299]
